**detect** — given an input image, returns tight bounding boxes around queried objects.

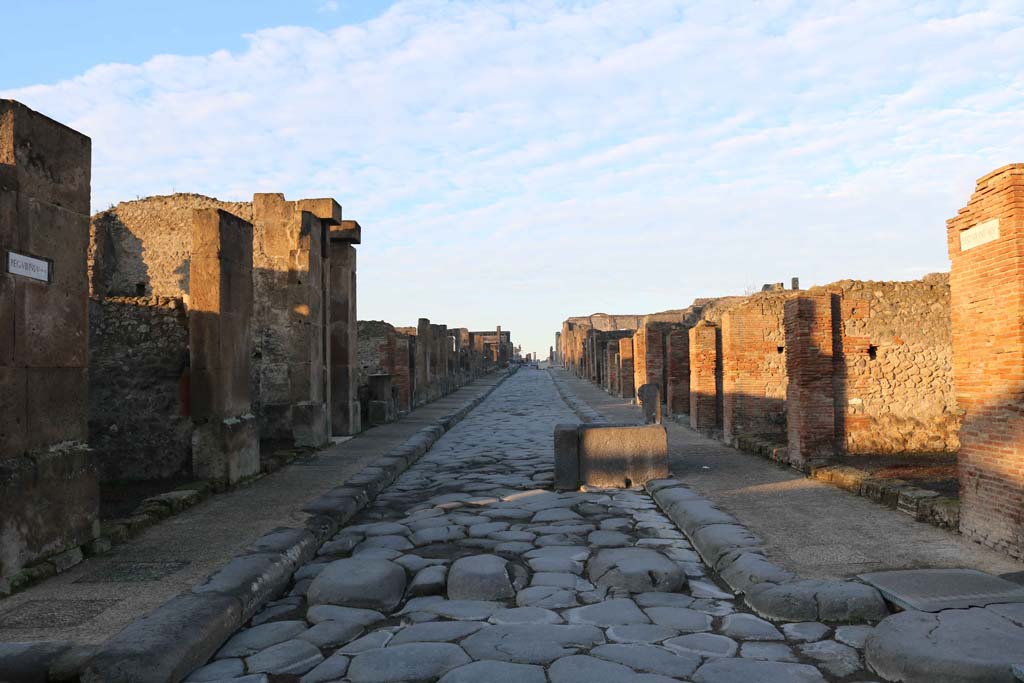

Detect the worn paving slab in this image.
[551,368,1023,580]
[0,377,503,646]
[179,368,879,682]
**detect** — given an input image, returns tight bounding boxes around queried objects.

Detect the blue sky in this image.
[3,0,1023,358]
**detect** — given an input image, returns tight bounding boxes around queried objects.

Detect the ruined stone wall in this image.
[89,194,251,299]
[357,320,395,389]
[665,328,689,416]
[721,292,792,445]
[835,276,957,454]
[689,322,718,431]
[88,296,190,480]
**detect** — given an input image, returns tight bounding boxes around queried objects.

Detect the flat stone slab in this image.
[306,558,407,612]
[587,548,684,593]
[866,606,1024,683]
[439,660,547,683]
[447,554,514,600]
[692,657,828,682]
[348,642,471,682]
[461,623,605,664]
[859,568,1024,611]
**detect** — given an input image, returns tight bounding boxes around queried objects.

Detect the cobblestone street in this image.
[184,369,875,683]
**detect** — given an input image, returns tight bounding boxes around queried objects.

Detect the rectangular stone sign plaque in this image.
[6,250,50,282]
[959,218,1000,251]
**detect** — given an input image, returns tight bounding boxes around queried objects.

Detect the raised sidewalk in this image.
[0,374,506,648]
[550,368,1021,580]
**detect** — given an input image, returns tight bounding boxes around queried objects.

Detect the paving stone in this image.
[687,578,733,599]
[720,613,784,640]
[644,606,713,632]
[591,643,701,678]
[495,541,536,556]
[348,642,471,683]
[186,657,245,681]
[305,605,385,626]
[781,621,831,643]
[634,592,695,609]
[516,585,579,608]
[798,640,863,677]
[588,548,684,593]
[390,621,485,644]
[411,526,467,546]
[606,624,679,643]
[566,598,650,626]
[418,599,503,620]
[588,531,633,547]
[438,660,547,683]
[533,508,584,522]
[835,624,874,649]
[217,621,307,658]
[244,639,324,676]
[461,624,605,664]
[489,606,563,624]
[298,619,365,648]
[355,534,413,552]
[338,630,394,653]
[299,652,349,683]
[408,564,448,597]
[306,558,407,612]
[447,554,515,600]
[469,522,509,537]
[740,641,799,661]
[663,633,738,658]
[692,658,828,682]
[532,571,584,588]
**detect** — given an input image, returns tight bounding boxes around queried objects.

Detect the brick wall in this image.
[947,163,1024,558]
[784,294,838,468]
[88,296,190,480]
[666,328,689,416]
[632,324,665,401]
[722,293,792,445]
[618,337,635,400]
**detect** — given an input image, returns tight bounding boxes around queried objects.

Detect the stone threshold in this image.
[0,370,514,682]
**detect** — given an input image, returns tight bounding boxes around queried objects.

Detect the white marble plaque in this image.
[959,218,1000,251]
[6,251,50,282]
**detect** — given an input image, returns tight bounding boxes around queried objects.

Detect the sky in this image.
[3,0,1023,359]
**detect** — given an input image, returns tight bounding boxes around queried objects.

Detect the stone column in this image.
[947,164,1024,558]
[416,318,430,405]
[605,342,617,392]
[633,325,665,401]
[189,209,258,484]
[394,334,412,412]
[0,100,97,593]
[329,219,361,435]
[618,337,635,400]
[784,294,837,467]
[689,322,718,432]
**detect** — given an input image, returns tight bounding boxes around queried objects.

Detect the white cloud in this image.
[4,0,1023,356]
[318,1,340,13]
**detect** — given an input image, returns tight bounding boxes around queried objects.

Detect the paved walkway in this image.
[0,377,503,646]
[551,368,1023,580]
[180,368,878,682]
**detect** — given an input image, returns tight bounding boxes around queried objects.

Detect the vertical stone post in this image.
[948,164,1024,557]
[329,219,361,435]
[784,294,837,468]
[0,100,97,592]
[666,327,689,417]
[189,209,258,484]
[394,334,412,412]
[618,337,635,400]
[689,322,718,432]
[612,352,621,395]
[605,343,617,393]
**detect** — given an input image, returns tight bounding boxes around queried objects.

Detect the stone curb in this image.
[645,478,890,624]
[547,370,608,424]
[63,371,512,683]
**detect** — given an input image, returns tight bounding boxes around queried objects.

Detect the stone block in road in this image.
[446,555,514,601]
[577,423,669,488]
[306,558,407,612]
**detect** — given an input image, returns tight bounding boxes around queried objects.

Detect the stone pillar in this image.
[394,334,412,412]
[416,318,430,405]
[612,352,620,395]
[633,325,664,402]
[329,219,361,435]
[605,343,617,393]
[618,337,635,400]
[948,164,1024,557]
[189,209,258,484]
[251,193,336,447]
[689,322,718,432]
[0,100,97,593]
[666,327,689,416]
[722,295,790,446]
[784,294,837,468]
